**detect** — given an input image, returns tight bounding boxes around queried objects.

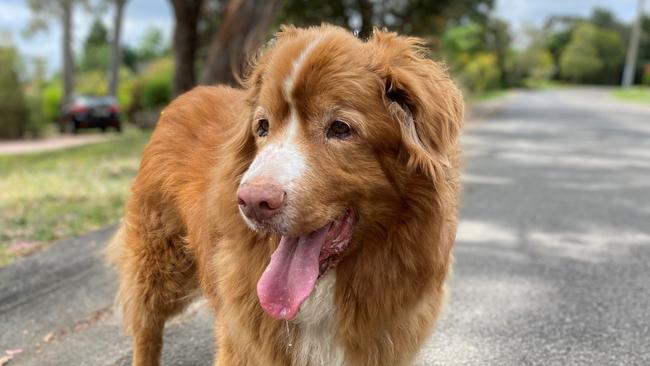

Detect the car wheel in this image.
[115,123,122,133]
[100,126,107,133]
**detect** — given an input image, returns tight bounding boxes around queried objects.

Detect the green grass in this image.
[469,89,509,102]
[0,128,151,266]
[612,87,650,104]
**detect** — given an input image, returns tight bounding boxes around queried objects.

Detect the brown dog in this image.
[108,25,463,366]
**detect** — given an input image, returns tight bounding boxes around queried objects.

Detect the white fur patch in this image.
[291,271,345,366]
[240,111,307,233]
[283,36,323,103]
[240,140,305,188]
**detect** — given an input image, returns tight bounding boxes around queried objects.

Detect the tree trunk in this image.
[201,0,282,86]
[170,0,203,96]
[109,0,127,97]
[356,0,373,39]
[62,0,74,105]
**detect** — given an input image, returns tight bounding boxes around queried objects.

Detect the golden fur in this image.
[107,25,463,366]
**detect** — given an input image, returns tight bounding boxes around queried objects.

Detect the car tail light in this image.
[110,105,120,113]
[71,104,88,114]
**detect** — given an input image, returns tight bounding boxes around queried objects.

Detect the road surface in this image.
[2,88,649,365]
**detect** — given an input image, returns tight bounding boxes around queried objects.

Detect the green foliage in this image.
[76,70,109,95]
[560,23,604,83]
[42,83,62,122]
[545,9,627,85]
[643,66,650,86]
[462,53,501,93]
[593,27,625,84]
[80,19,110,71]
[136,27,167,62]
[134,57,173,110]
[279,0,494,38]
[84,18,109,49]
[442,21,509,93]
[80,44,111,72]
[559,23,625,84]
[0,47,29,139]
[508,46,554,87]
[24,89,46,137]
[443,23,485,65]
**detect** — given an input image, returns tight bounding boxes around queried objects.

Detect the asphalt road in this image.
[2,88,649,365]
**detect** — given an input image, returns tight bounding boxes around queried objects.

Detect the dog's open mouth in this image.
[256,209,357,320]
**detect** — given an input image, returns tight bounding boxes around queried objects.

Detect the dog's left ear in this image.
[370,29,464,182]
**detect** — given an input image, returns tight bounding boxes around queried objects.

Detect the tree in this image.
[0,46,29,139]
[109,0,128,97]
[560,23,603,83]
[280,0,494,41]
[80,19,110,71]
[485,18,511,87]
[25,0,87,105]
[137,27,168,62]
[595,27,625,84]
[201,0,283,86]
[169,0,203,95]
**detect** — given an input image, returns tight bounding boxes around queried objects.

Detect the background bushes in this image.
[0,47,30,139]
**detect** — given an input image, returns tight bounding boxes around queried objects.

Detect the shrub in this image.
[560,23,624,84]
[0,47,29,139]
[76,70,109,96]
[643,64,650,86]
[42,83,62,122]
[138,58,173,109]
[463,53,502,93]
[507,47,555,88]
[24,90,46,137]
[139,73,172,109]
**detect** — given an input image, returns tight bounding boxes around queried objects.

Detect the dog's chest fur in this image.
[291,271,345,366]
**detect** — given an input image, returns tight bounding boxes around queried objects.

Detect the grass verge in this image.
[0,128,151,267]
[469,89,509,102]
[611,87,650,105]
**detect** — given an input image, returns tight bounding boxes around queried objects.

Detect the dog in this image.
[107,24,463,366]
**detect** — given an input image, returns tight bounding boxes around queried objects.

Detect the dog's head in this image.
[234,25,463,320]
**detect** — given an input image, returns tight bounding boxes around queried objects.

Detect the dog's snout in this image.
[237,184,286,221]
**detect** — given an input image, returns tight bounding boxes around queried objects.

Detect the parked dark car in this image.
[59,95,121,134]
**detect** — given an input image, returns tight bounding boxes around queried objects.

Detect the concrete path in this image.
[2,88,649,365]
[0,134,110,155]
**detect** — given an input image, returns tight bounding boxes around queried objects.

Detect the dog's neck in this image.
[290,271,346,366]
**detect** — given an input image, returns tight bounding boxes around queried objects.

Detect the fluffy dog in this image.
[108,25,463,366]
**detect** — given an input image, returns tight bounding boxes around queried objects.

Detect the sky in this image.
[0,0,647,75]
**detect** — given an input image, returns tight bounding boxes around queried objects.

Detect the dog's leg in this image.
[108,223,198,366]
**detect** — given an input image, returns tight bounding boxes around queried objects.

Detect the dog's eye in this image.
[327,120,351,139]
[256,118,269,137]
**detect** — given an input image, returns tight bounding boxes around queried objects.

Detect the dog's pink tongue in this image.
[257,226,329,320]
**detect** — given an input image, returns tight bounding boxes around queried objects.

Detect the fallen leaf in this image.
[43,331,54,343]
[8,241,37,254]
[4,349,21,357]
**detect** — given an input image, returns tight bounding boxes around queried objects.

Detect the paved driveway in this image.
[2,88,649,365]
